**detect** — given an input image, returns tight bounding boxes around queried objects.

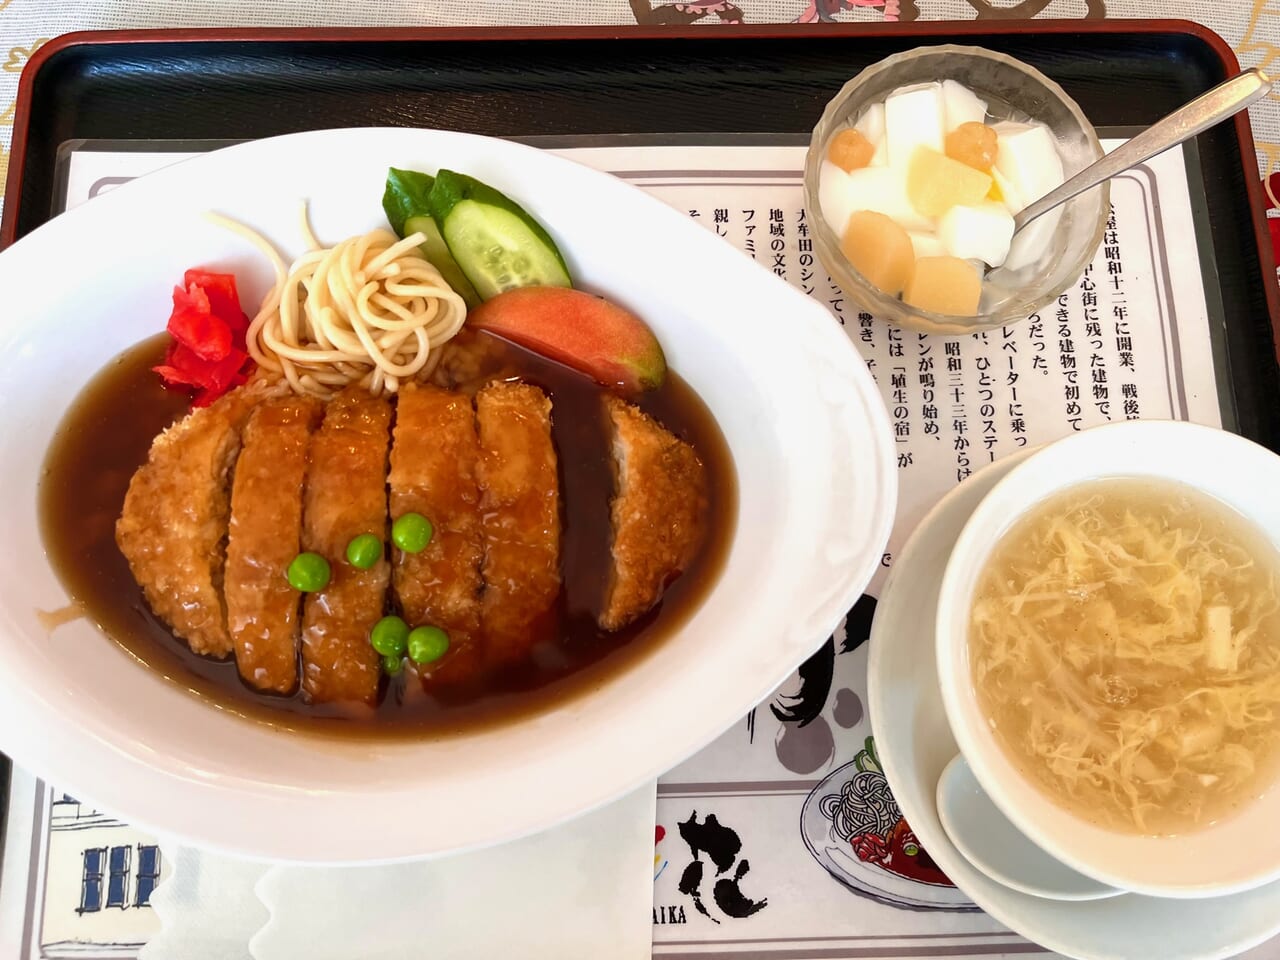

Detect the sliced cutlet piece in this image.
[599,395,708,631]
[389,382,484,685]
[476,381,561,667]
[116,386,260,657]
[225,394,323,694]
[300,386,391,705]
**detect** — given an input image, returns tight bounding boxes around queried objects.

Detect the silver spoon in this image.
[1014,68,1274,235]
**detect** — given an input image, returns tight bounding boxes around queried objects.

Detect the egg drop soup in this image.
[969,477,1280,836]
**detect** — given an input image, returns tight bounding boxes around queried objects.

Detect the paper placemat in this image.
[2,136,1269,960]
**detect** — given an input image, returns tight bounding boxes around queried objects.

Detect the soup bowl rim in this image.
[936,418,1280,898]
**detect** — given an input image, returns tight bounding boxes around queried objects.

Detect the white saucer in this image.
[936,754,1123,902]
[867,450,1280,960]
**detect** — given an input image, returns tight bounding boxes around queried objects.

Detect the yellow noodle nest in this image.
[209,209,468,399]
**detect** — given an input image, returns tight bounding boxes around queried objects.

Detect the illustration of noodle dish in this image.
[800,737,975,911]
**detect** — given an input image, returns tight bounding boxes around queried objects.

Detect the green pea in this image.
[370,615,410,658]
[382,654,404,676]
[287,552,331,593]
[408,625,449,664]
[345,533,382,570]
[392,512,434,553]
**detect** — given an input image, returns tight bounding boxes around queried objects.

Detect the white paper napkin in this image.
[139,847,271,960]
[140,784,655,960]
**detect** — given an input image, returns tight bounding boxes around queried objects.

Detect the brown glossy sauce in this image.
[39,332,736,739]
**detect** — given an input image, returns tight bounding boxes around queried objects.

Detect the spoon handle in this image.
[1013,68,1274,232]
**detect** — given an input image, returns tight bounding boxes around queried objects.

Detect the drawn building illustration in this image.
[39,794,164,959]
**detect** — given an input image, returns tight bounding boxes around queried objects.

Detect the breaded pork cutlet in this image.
[300,386,391,705]
[224,395,322,694]
[389,383,484,686]
[475,381,561,667]
[599,395,708,631]
[115,386,260,658]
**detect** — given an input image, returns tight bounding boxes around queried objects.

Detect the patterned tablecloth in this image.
[2,3,1279,960]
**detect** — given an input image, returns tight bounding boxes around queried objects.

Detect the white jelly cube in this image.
[854,102,889,166]
[908,230,947,260]
[855,102,885,145]
[938,202,1015,268]
[884,82,945,170]
[993,121,1064,213]
[872,137,888,166]
[819,161,858,238]
[941,79,988,132]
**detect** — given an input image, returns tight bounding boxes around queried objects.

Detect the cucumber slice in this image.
[428,169,572,301]
[382,167,433,238]
[403,216,482,309]
[383,168,481,308]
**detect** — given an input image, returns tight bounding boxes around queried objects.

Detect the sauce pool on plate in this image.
[39,331,737,738]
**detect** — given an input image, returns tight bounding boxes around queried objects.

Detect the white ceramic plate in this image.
[867,451,1280,960]
[0,129,896,863]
